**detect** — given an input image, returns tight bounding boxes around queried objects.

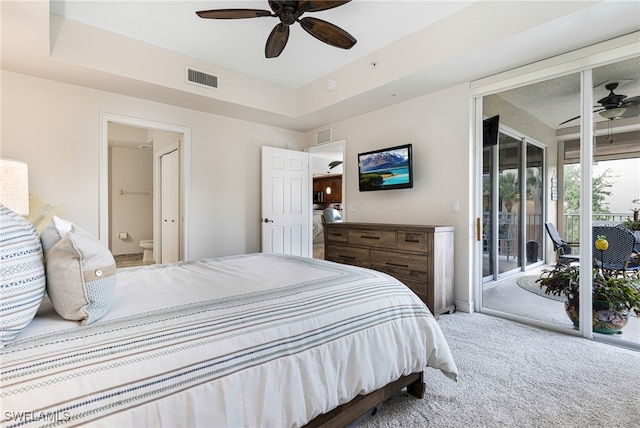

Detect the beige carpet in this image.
[359,312,640,427]
[516,275,564,302]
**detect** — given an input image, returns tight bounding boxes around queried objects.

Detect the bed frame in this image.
[304,371,425,427]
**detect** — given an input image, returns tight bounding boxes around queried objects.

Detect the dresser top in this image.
[323,222,454,232]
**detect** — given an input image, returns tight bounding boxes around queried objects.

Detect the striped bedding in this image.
[1,253,458,427]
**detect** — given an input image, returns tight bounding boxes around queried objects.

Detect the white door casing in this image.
[261,146,310,256]
[99,113,191,262]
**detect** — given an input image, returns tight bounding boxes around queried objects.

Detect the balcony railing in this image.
[563,213,632,242]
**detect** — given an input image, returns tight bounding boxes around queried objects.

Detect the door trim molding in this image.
[99,113,191,262]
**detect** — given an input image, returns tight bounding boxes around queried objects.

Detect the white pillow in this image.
[0,204,46,347]
[40,215,77,257]
[46,226,116,325]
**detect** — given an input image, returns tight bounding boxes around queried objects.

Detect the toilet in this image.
[139,240,154,262]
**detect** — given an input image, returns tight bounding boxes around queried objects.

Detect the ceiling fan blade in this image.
[196,9,272,19]
[298,1,352,14]
[621,104,640,118]
[558,115,580,126]
[265,23,290,58]
[622,95,640,106]
[299,17,356,50]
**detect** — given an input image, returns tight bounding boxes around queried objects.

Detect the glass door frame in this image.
[482,125,546,284]
[472,35,639,347]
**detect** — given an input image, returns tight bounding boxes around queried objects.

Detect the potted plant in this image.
[536,262,640,334]
[620,198,640,235]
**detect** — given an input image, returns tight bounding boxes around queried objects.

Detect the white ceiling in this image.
[6,1,640,132]
[50,1,474,89]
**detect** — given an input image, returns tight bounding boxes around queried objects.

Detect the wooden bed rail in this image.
[304,371,425,428]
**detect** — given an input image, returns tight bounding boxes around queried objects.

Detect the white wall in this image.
[110,145,153,255]
[1,70,304,260]
[305,83,474,309]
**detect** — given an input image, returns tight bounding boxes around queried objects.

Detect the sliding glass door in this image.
[483,129,542,282]
[525,144,544,267]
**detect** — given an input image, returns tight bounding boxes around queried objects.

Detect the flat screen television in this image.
[358,144,413,192]
[483,115,499,147]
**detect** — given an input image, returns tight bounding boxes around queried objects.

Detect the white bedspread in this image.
[1,253,457,427]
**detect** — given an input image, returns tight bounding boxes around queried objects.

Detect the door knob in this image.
[263,218,274,223]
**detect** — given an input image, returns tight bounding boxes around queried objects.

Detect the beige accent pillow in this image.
[40,215,83,257]
[46,226,116,324]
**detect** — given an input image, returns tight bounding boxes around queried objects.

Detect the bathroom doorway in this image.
[100,114,191,266]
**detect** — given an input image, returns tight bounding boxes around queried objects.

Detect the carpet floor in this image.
[359,312,640,427]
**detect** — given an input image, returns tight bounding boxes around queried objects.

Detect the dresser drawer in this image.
[371,250,428,281]
[371,250,427,272]
[402,279,429,299]
[326,229,348,242]
[397,231,430,253]
[348,229,396,248]
[326,246,370,267]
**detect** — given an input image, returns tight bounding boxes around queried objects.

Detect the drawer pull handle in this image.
[361,235,380,240]
[339,255,356,259]
[404,239,420,243]
[330,233,343,237]
[386,262,409,268]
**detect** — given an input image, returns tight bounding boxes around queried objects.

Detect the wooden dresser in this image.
[323,222,455,316]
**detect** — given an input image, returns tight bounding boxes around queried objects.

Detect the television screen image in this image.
[358,144,413,191]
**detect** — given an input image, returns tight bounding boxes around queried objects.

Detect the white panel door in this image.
[261,146,310,256]
[161,148,180,263]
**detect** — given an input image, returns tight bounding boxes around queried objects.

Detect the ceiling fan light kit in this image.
[599,107,626,120]
[196,1,357,58]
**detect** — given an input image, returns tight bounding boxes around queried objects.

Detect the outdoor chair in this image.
[545,222,579,265]
[592,226,640,277]
[498,216,516,261]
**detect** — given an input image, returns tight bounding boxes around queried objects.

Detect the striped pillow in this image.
[0,204,46,347]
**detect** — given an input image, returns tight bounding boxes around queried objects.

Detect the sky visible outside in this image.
[592,158,640,214]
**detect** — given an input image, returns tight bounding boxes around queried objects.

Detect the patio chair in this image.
[592,226,640,277]
[499,216,516,261]
[545,222,579,265]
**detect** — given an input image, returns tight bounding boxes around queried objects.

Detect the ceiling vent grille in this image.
[316,128,332,145]
[186,67,219,90]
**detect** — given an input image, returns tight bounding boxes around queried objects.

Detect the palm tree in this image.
[499,172,518,213]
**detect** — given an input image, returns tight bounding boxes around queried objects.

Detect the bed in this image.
[1,208,458,428]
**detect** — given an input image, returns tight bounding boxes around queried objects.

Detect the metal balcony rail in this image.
[563,213,632,242]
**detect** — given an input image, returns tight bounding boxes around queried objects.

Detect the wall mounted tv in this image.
[358,144,413,192]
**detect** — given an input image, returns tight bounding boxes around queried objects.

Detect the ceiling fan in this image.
[196,1,357,58]
[559,82,640,125]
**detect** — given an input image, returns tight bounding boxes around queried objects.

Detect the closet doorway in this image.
[99,114,191,265]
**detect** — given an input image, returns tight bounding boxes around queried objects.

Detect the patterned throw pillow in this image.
[0,204,46,347]
[46,226,116,324]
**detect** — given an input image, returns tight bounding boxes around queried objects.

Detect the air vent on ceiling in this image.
[316,128,332,145]
[186,67,219,90]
